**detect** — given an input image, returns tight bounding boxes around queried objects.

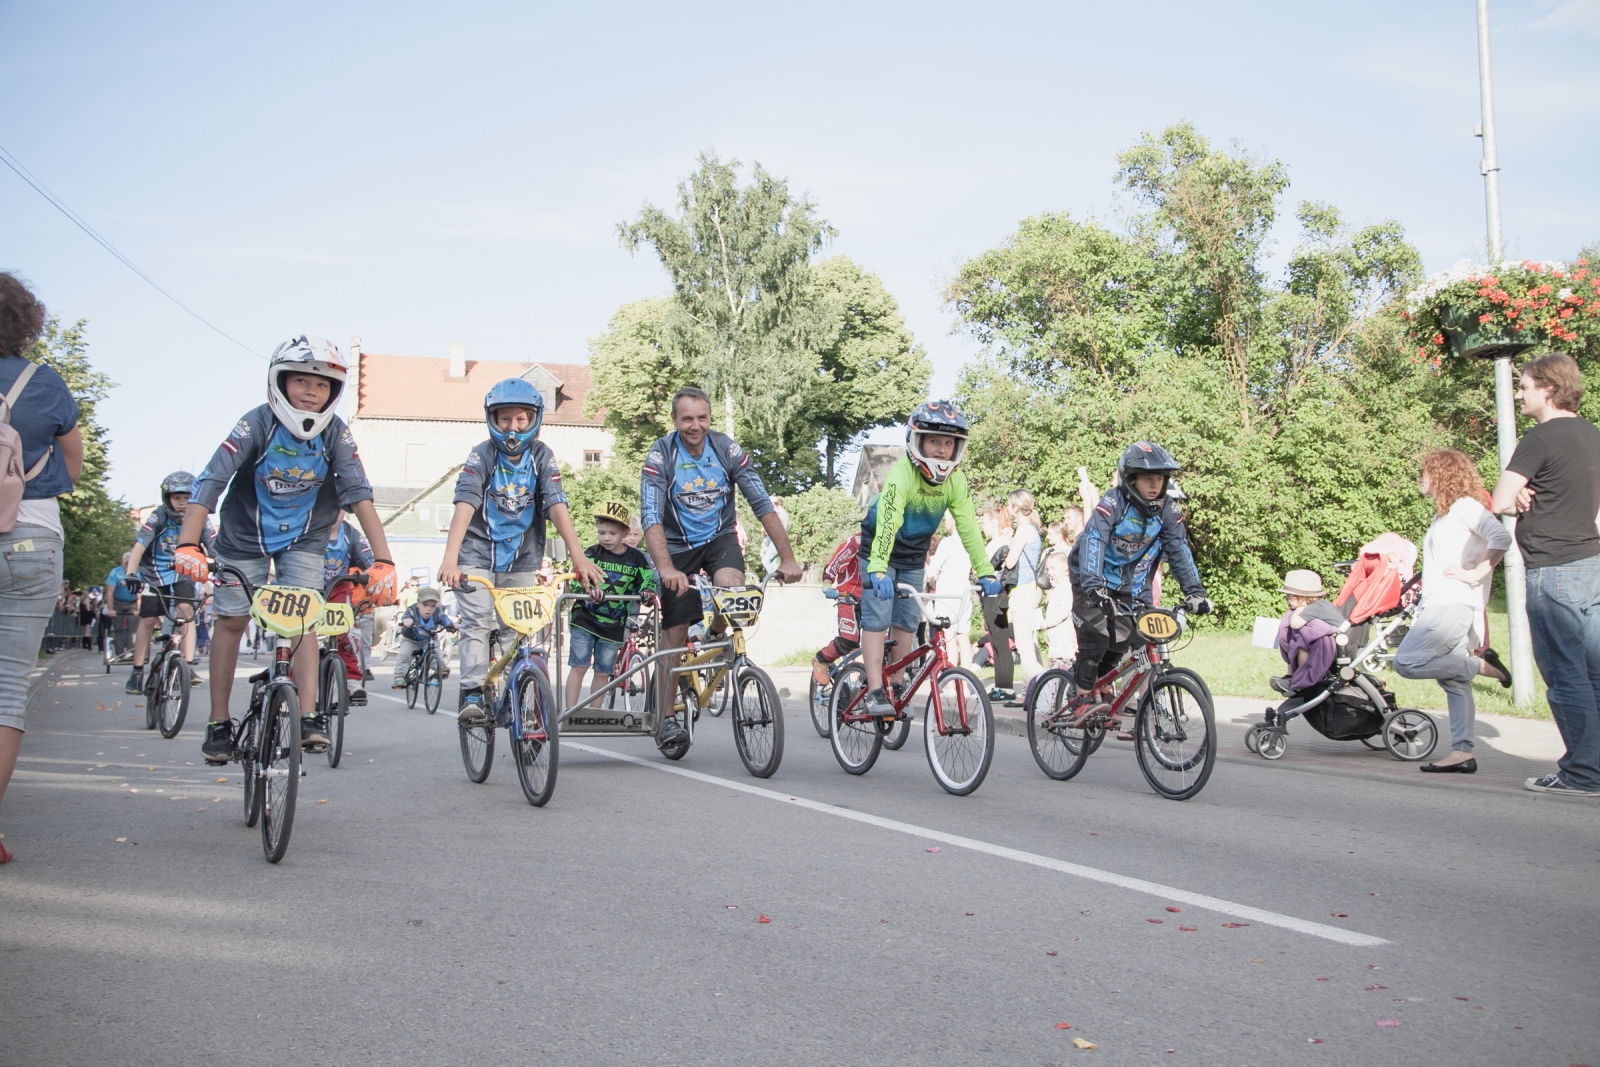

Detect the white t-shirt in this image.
[930,536,973,597]
[1421,497,1512,611]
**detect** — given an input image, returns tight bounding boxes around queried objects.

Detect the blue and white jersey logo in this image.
[485,453,539,570]
[253,424,330,553]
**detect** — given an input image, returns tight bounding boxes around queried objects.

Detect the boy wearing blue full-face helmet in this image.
[438,378,603,720]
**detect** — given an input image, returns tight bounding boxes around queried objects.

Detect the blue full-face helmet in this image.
[484,378,545,456]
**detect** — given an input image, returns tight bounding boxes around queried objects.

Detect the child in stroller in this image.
[1246,537,1440,762]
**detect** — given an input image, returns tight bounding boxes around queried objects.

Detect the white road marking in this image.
[566,742,1389,948]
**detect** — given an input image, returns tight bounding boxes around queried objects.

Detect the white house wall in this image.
[350,418,616,488]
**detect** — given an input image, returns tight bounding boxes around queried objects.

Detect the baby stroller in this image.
[1245,534,1440,762]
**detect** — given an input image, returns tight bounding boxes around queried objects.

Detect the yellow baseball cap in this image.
[596,501,631,527]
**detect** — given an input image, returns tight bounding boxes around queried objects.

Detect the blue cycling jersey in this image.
[453,439,566,573]
[322,521,374,588]
[639,430,774,553]
[192,405,373,559]
[1067,486,1205,603]
[135,504,216,585]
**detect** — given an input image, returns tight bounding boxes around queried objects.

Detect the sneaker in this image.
[348,688,367,707]
[301,717,329,749]
[658,716,690,749]
[362,669,375,682]
[988,687,1013,702]
[810,656,832,687]
[190,670,203,687]
[201,719,234,763]
[125,667,144,695]
[1524,772,1600,796]
[458,688,489,725]
[391,679,407,690]
[864,688,896,719]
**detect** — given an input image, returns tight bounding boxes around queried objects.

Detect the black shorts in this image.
[139,581,197,619]
[660,531,746,629]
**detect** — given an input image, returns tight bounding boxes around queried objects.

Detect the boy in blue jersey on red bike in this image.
[173,336,399,762]
[123,470,215,694]
[1066,442,1212,712]
[436,378,603,722]
[324,508,375,705]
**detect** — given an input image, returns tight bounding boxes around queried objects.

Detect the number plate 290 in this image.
[711,588,764,621]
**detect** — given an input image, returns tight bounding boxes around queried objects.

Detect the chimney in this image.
[448,342,467,380]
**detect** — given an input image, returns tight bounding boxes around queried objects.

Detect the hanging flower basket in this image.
[1403,258,1598,365]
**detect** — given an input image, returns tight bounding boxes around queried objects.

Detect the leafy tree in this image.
[25,317,136,587]
[618,152,835,443]
[584,298,693,467]
[781,484,863,570]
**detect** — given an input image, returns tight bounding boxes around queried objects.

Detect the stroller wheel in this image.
[1358,735,1385,751]
[1257,728,1288,760]
[1244,724,1265,753]
[1382,708,1439,762]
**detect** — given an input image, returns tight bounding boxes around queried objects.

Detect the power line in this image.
[0,143,264,360]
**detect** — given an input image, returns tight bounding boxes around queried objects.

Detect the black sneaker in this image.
[458,688,489,725]
[362,669,375,682]
[1525,771,1600,796]
[988,687,1012,702]
[658,716,689,749]
[301,717,329,750]
[125,667,144,695]
[348,688,366,707]
[864,688,896,719]
[201,719,234,763]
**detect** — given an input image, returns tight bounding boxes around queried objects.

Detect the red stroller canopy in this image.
[1332,533,1418,625]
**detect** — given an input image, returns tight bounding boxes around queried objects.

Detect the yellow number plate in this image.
[1136,610,1181,641]
[490,586,558,635]
[250,585,326,638]
[317,602,354,636]
[711,587,764,624]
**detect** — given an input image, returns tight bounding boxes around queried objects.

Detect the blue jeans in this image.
[1526,555,1600,791]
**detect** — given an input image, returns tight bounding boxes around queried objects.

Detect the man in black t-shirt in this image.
[1491,353,1600,796]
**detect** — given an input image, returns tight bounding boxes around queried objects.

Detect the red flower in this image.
[1506,310,1520,319]
[1478,313,1493,323]
[1432,333,1444,345]
[1561,308,1574,318]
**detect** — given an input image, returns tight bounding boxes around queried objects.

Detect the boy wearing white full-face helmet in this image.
[175,335,398,764]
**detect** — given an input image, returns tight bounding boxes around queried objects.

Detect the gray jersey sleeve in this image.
[191,411,265,512]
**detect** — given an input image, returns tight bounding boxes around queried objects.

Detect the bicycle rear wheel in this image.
[828,663,881,775]
[1026,667,1092,781]
[259,686,301,862]
[808,669,832,738]
[320,654,348,768]
[1135,672,1216,800]
[158,656,191,738]
[239,711,262,827]
[513,666,558,806]
[405,656,420,708]
[925,667,994,796]
[423,648,444,714]
[143,663,160,730]
[731,664,784,778]
[882,712,911,751]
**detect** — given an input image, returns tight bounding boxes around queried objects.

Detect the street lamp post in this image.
[1476,0,1535,706]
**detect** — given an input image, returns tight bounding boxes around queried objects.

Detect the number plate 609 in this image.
[251,585,326,638]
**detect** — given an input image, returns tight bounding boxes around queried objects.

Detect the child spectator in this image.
[564,502,656,709]
[391,587,457,687]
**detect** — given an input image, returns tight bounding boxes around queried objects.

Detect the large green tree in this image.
[26,317,135,587]
[618,153,835,444]
[584,298,693,467]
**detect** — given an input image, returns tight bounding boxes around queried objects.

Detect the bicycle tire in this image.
[423,648,444,714]
[321,654,348,768]
[881,712,911,751]
[604,647,647,717]
[260,686,301,862]
[731,665,784,778]
[143,662,160,730]
[405,656,420,709]
[1025,668,1092,781]
[828,663,881,775]
[240,711,262,827]
[512,666,558,806]
[158,656,191,739]
[925,667,994,795]
[1135,672,1216,801]
[807,670,831,738]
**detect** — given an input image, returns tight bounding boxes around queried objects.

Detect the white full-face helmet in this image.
[268,335,348,441]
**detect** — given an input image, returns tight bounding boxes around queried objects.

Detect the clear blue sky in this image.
[3,0,1596,503]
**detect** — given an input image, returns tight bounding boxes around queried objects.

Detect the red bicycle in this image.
[827,583,994,795]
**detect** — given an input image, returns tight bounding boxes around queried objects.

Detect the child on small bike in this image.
[858,401,999,719]
[173,336,398,762]
[810,532,862,687]
[124,470,215,694]
[436,377,602,721]
[324,508,375,705]
[391,587,457,687]
[1066,442,1212,720]
[564,501,657,711]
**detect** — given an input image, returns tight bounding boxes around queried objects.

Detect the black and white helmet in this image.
[1117,441,1181,516]
[905,400,970,485]
[268,335,348,441]
[160,470,195,510]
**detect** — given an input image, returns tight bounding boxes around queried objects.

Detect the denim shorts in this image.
[568,626,622,674]
[859,564,925,633]
[212,548,326,617]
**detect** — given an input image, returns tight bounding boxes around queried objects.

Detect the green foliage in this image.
[1403,256,1600,362]
[951,124,1439,625]
[584,298,693,467]
[781,485,862,569]
[25,318,135,587]
[550,463,641,550]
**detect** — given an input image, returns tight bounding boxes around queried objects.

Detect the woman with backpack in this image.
[0,273,85,864]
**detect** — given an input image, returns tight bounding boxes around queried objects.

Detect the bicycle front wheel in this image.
[925,667,994,796]
[320,654,348,768]
[405,657,420,709]
[158,656,191,738]
[1026,668,1092,781]
[828,663,881,774]
[423,648,444,714]
[731,665,784,778]
[239,712,262,827]
[513,666,558,806]
[143,667,160,730]
[260,687,301,862]
[1135,672,1216,801]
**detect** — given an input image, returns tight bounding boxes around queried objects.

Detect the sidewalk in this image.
[764,664,1565,797]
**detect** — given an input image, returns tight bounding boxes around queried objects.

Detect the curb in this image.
[27,649,86,710]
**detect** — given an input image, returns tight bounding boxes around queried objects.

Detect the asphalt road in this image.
[2,651,1597,1067]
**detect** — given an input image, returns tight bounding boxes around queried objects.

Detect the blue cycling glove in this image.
[977,575,1001,598]
[868,572,895,600]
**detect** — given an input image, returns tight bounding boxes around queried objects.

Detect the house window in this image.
[437,507,454,532]
[583,450,602,469]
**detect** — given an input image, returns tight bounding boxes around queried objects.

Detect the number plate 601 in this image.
[1136,611,1180,641]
